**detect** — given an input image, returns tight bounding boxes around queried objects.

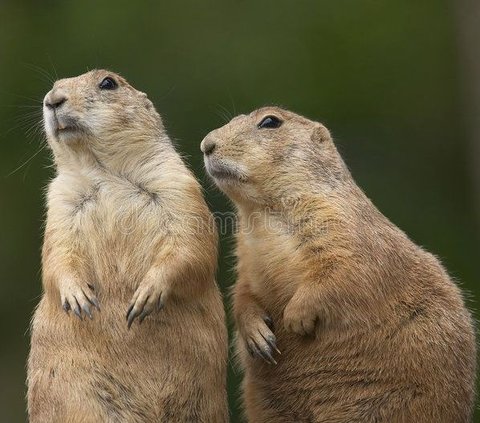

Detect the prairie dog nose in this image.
[201,137,216,156]
[44,89,67,110]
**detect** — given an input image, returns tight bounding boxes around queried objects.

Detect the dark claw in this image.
[138,309,150,324]
[73,302,83,320]
[246,341,259,358]
[127,309,137,329]
[157,294,164,311]
[82,288,100,312]
[126,304,134,321]
[258,346,277,365]
[127,296,150,329]
[247,339,277,365]
[247,340,261,359]
[259,329,281,356]
[63,300,71,313]
[263,316,274,331]
[266,334,281,355]
[82,303,93,320]
[127,313,135,329]
[87,283,95,291]
[91,296,101,311]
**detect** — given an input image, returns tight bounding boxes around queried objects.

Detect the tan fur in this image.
[201,107,477,423]
[27,70,228,422]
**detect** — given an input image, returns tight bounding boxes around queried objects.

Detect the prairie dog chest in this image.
[239,212,303,301]
[48,172,165,272]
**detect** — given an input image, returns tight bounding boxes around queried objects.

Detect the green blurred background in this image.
[1,0,479,421]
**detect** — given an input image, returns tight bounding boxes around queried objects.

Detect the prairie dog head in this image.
[43,70,163,167]
[201,107,347,206]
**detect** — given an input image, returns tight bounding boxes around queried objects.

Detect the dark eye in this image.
[99,77,117,90]
[258,115,282,129]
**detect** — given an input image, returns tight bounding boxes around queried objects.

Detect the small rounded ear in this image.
[140,93,154,110]
[311,123,331,143]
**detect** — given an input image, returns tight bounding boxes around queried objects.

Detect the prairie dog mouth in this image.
[44,110,85,140]
[204,157,247,182]
[54,115,79,132]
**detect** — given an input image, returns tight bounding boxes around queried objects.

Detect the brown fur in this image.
[27,70,228,422]
[201,107,477,422]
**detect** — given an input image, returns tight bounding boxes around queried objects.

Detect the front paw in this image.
[240,316,280,365]
[283,298,317,336]
[60,279,100,320]
[126,278,167,328]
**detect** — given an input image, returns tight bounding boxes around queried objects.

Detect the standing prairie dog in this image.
[201,107,476,423]
[27,70,228,422]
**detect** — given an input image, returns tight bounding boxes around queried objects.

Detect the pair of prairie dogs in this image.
[27,70,476,423]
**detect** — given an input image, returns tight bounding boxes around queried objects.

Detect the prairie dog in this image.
[201,107,476,422]
[27,70,228,422]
